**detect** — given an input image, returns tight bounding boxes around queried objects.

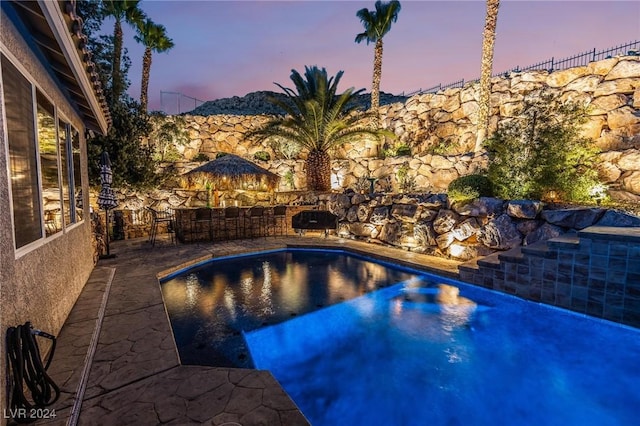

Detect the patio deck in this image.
[37,234,461,425]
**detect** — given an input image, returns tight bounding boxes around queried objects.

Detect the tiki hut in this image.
[181,154,280,192]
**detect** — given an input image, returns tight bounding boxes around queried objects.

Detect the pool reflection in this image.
[161,250,417,367]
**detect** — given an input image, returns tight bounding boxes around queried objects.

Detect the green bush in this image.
[428,138,457,155]
[216,152,229,159]
[253,151,271,161]
[485,94,601,202]
[192,153,209,162]
[380,143,411,158]
[447,174,493,204]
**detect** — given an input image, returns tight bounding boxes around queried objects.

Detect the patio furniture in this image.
[224,206,243,239]
[148,207,175,246]
[292,210,338,237]
[190,208,212,242]
[246,206,266,238]
[268,205,287,236]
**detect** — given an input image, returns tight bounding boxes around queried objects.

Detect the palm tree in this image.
[102,0,145,103]
[355,0,401,126]
[135,19,174,112]
[475,0,500,153]
[249,66,389,191]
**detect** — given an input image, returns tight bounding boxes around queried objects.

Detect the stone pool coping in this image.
[39,235,461,425]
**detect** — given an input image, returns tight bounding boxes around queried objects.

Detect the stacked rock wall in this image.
[323,192,640,261]
[170,56,640,199]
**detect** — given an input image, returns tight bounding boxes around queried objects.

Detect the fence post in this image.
[592,48,596,62]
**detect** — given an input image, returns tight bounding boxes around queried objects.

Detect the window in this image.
[37,90,61,237]
[71,127,83,221]
[2,54,42,248]
[2,53,85,251]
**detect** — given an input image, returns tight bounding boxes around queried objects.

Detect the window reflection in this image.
[2,54,42,248]
[71,128,83,221]
[58,120,72,226]
[37,91,61,237]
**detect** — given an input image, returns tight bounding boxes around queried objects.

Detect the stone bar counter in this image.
[174,205,310,243]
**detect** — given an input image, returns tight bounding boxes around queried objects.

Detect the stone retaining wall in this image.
[167,56,640,199]
[323,192,640,261]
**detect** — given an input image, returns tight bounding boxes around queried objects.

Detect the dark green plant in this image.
[148,112,188,162]
[396,163,416,193]
[253,151,271,161]
[485,94,601,202]
[448,174,493,204]
[269,137,301,160]
[284,169,296,190]
[247,66,390,191]
[428,138,457,155]
[192,153,209,162]
[88,97,158,188]
[216,152,229,159]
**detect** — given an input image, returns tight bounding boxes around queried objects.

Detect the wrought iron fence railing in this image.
[403,40,639,97]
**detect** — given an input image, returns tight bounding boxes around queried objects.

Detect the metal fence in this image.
[404,40,639,96]
[160,91,206,115]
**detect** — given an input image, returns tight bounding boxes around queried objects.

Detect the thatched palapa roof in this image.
[181,154,280,191]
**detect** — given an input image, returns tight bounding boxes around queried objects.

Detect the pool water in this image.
[160,249,416,367]
[245,277,640,425]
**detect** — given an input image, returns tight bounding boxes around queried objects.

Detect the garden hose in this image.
[5,322,60,423]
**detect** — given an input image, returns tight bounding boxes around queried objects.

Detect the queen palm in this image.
[249,66,388,191]
[355,0,401,126]
[135,19,174,112]
[102,0,145,103]
[475,0,500,153]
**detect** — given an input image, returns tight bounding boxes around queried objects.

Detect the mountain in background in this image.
[186,91,408,116]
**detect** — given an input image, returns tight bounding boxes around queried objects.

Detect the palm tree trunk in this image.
[140,47,152,112]
[475,0,500,153]
[112,19,124,103]
[305,149,331,191]
[370,39,384,127]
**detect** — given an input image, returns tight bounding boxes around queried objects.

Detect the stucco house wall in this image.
[0,2,109,417]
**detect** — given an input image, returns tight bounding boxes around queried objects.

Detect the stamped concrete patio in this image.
[38,234,461,425]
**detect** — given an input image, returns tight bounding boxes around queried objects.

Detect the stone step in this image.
[497,246,525,264]
[476,251,502,270]
[458,258,480,273]
[546,232,580,250]
[521,239,556,258]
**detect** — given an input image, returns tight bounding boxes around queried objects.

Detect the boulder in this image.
[370,206,390,225]
[414,222,438,247]
[356,204,373,222]
[478,214,522,249]
[379,221,411,247]
[433,209,460,234]
[452,218,481,241]
[346,222,379,238]
[436,232,456,250]
[346,206,359,222]
[594,210,640,227]
[540,208,605,229]
[391,204,418,222]
[506,200,542,219]
[453,197,505,217]
[516,220,540,236]
[524,223,564,245]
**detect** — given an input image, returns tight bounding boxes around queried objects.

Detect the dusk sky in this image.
[108,1,640,112]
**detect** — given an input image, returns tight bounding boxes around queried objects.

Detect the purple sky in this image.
[109,1,640,112]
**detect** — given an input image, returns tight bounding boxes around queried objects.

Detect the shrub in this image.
[485,94,601,202]
[380,143,411,158]
[253,151,271,161]
[447,174,493,204]
[428,138,457,155]
[192,153,209,162]
[396,163,416,193]
[216,152,229,159]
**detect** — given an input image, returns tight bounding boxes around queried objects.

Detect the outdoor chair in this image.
[268,205,287,236]
[224,206,243,239]
[147,207,175,247]
[190,208,213,242]
[247,206,266,238]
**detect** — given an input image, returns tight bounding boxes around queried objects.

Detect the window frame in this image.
[1,51,86,258]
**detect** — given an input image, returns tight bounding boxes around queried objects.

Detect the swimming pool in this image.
[160,249,417,367]
[245,274,640,425]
